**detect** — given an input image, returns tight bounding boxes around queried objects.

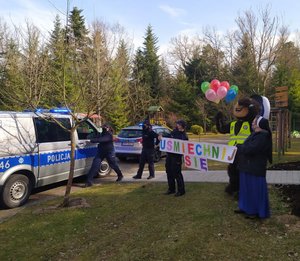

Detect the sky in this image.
[1,0,300,54]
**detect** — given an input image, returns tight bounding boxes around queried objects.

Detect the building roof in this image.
[147,106,164,112]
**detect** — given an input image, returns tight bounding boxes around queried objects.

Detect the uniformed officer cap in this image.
[143,120,151,127]
[101,123,111,128]
[176,120,186,129]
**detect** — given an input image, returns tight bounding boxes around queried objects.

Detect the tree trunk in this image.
[61,128,76,207]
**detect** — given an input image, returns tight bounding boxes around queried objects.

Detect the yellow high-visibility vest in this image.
[228,121,251,146]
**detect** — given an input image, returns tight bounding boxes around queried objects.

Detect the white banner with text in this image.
[160,138,237,172]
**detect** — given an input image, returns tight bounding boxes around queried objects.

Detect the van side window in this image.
[34,118,71,143]
[77,121,98,140]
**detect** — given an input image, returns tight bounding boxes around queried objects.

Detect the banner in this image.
[160,138,237,164]
[184,154,208,171]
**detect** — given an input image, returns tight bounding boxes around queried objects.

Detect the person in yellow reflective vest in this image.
[215,97,259,197]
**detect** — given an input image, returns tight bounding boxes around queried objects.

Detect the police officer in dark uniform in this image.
[86,123,123,187]
[132,120,161,180]
[164,120,188,197]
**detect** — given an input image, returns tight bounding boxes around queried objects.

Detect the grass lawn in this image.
[0,182,299,260]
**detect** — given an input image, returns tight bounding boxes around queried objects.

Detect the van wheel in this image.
[1,175,32,209]
[97,160,111,177]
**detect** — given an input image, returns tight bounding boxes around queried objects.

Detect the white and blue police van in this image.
[0,108,111,208]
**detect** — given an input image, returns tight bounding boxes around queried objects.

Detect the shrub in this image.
[292,130,300,138]
[190,125,203,135]
[211,125,218,134]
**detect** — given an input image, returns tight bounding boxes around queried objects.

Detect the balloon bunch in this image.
[201,79,238,103]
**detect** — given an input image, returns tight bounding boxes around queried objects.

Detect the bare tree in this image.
[202,26,226,77]
[234,6,289,94]
[168,35,203,72]
[1,21,50,109]
[80,20,129,118]
[57,19,131,206]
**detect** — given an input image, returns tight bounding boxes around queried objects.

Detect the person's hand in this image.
[154,144,160,149]
[158,134,163,141]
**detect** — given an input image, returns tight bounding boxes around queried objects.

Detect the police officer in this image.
[86,123,123,187]
[164,120,188,197]
[132,120,161,180]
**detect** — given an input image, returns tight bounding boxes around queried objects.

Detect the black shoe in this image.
[225,185,234,195]
[245,214,257,219]
[175,192,185,197]
[234,209,245,214]
[116,176,123,182]
[164,190,175,195]
[132,175,141,179]
[85,182,93,188]
[147,176,154,180]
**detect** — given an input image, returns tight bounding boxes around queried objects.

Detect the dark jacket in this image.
[90,129,114,152]
[141,126,159,149]
[167,128,189,160]
[237,130,272,177]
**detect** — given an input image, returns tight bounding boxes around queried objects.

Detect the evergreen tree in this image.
[231,34,257,96]
[272,41,300,112]
[142,25,160,100]
[67,7,89,47]
[158,57,172,98]
[132,48,145,83]
[183,44,226,88]
[129,47,152,123]
[166,73,201,126]
[106,40,131,131]
[47,15,66,106]
[132,25,161,102]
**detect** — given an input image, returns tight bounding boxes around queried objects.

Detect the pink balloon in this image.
[220,81,230,90]
[210,79,221,92]
[205,89,218,103]
[217,86,228,99]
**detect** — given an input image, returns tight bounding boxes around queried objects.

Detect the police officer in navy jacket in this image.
[133,120,160,180]
[164,120,189,196]
[86,123,123,186]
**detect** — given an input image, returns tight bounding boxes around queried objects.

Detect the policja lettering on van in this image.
[47,151,71,164]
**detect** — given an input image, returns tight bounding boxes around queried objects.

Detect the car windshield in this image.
[118,129,143,138]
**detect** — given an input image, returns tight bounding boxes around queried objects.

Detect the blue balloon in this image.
[225,89,237,103]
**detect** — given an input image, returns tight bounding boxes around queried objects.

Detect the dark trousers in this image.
[226,160,239,193]
[86,150,123,184]
[136,148,155,177]
[165,155,185,193]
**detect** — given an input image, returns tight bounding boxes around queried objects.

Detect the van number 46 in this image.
[0,160,11,169]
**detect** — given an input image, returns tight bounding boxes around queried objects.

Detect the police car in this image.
[114,124,171,162]
[0,108,111,208]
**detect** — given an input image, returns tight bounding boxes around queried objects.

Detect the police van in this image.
[0,108,111,209]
